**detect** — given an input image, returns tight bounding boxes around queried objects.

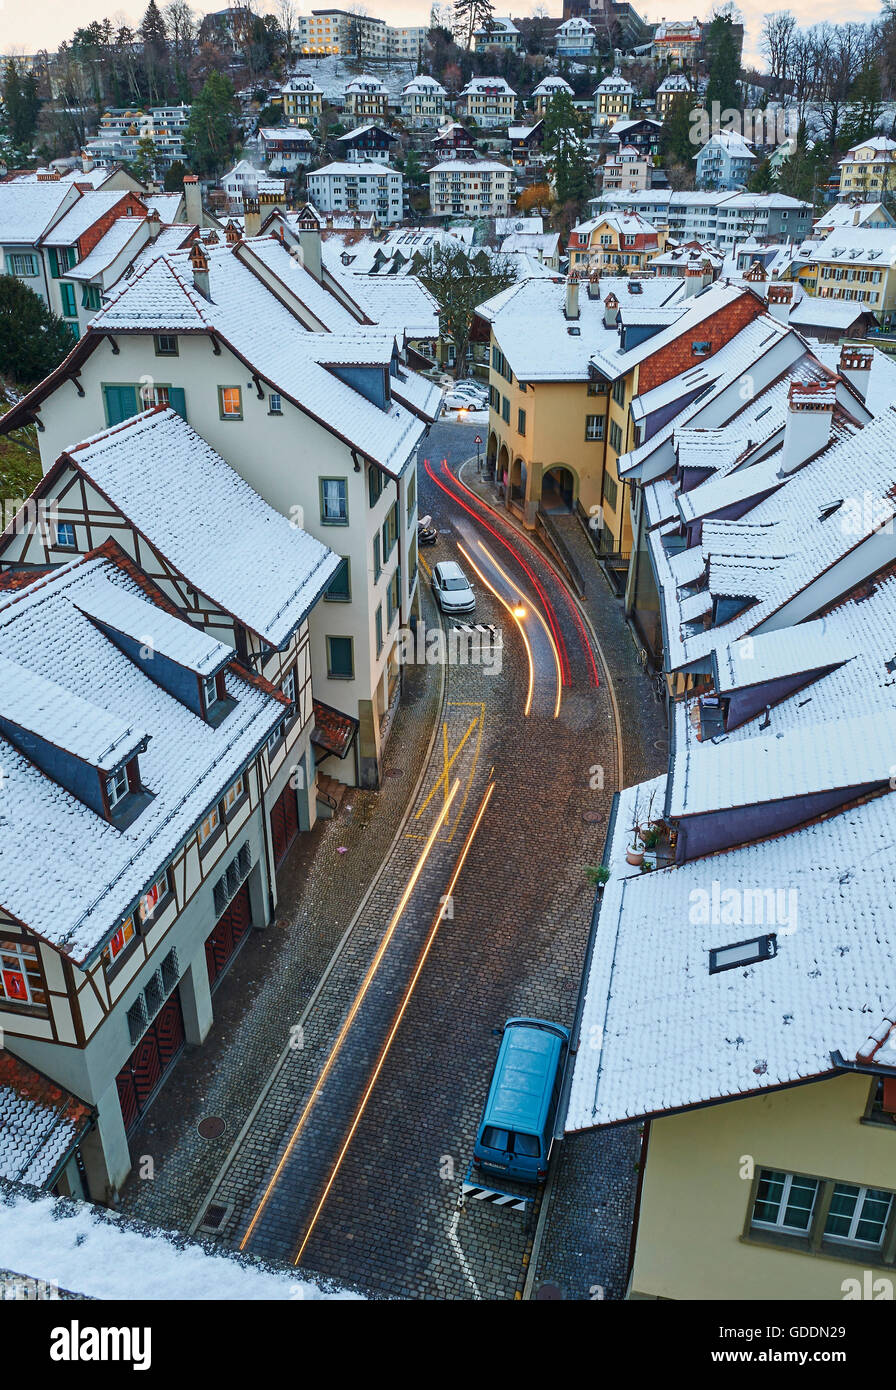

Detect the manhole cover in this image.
[535,1283,563,1300]
[384,768,404,778]
[197,1117,226,1140]
[583,810,602,824]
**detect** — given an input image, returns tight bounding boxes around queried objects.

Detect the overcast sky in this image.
[0,2,884,71]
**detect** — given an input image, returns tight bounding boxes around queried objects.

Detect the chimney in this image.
[183,173,202,228]
[683,263,705,297]
[80,148,94,174]
[297,205,322,281]
[853,207,860,226]
[839,346,873,401]
[36,167,61,182]
[225,220,242,247]
[565,276,580,320]
[189,241,211,300]
[778,380,836,476]
[603,291,619,328]
[146,209,162,241]
[766,281,793,323]
[243,194,261,238]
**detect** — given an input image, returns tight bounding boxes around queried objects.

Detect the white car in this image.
[443,386,489,412]
[431,560,476,615]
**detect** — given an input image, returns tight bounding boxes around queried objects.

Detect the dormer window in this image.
[203,673,221,714]
[106,765,130,809]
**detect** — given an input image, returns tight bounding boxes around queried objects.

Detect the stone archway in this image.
[541,464,576,512]
[487,430,498,476]
[498,442,510,489]
[509,456,527,504]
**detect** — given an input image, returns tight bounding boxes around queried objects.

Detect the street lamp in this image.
[475,434,482,473]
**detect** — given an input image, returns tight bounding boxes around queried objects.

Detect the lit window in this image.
[223,775,245,813]
[106,765,129,808]
[219,386,242,419]
[198,806,220,846]
[0,939,46,1006]
[105,916,137,967]
[138,873,169,924]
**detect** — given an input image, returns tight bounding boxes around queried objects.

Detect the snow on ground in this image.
[0,1185,362,1300]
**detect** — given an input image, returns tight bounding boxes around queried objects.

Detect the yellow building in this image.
[838,137,896,201]
[807,227,896,323]
[568,211,664,274]
[475,276,767,564]
[280,75,323,127]
[593,70,634,129]
[631,1074,896,1300]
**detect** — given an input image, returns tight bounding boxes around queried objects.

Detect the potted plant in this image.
[625,837,644,867]
[585,864,611,891]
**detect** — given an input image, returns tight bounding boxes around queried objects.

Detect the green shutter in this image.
[166,387,187,421]
[48,247,60,279]
[103,384,140,426]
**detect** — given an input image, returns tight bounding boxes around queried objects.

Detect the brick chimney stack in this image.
[839,346,873,401]
[183,173,202,228]
[778,380,836,476]
[603,291,619,329]
[188,241,211,300]
[242,194,261,238]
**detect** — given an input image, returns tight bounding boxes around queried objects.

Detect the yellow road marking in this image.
[414,714,479,821]
[418,553,433,578]
[406,703,486,844]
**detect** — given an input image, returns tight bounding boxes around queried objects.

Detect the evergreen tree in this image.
[132,135,158,184]
[704,11,740,116]
[662,93,696,166]
[3,60,41,151]
[746,157,773,193]
[841,65,884,151]
[543,89,593,215]
[164,158,187,191]
[0,275,73,387]
[183,70,238,176]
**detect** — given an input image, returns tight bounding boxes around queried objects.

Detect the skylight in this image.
[709,934,777,974]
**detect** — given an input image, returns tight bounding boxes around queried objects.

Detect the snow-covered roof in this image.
[461,76,516,95]
[65,217,149,282]
[0,1179,361,1299]
[0,553,288,964]
[402,76,446,95]
[308,161,398,178]
[804,226,896,265]
[813,201,893,231]
[0,181,78,244]
[657,72,693,92]
[567,774,896,1129]
[259,126,314,143]
[143,192,184,220]
[473,16,519,34]
[42,191,143,247]
[500,231,560,258]
[698,130,756,161]
[494,215,544,236]
[429,158,512,174]
[533,76,574,97]
[595,72,634,95]
[344,74,388,94]
[60,407,341,647]
[788,297,874,330]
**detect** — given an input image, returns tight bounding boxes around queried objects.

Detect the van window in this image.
[513,1132,540,1158]
[482,1127,509,1150]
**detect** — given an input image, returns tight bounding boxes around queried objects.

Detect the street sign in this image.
[474,435,482,444]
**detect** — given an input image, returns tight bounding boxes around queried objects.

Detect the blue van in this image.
[472,1017,570,1184]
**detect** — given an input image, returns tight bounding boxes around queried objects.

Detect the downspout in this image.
[257,752,277,924]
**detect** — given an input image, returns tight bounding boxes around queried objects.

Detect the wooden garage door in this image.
[116,990,185,1134]
[270,781,300,868]
[205,882,252,989]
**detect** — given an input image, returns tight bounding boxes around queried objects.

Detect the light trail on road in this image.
[294,779,497,1266]
[240,778,461,1253]
[475,540,563,720]
[424,457,601,691]
[457,540,536,715]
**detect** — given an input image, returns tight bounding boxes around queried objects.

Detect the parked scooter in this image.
[417,514,438,546]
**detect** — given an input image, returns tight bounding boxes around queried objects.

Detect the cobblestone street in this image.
[117,422,665,1300]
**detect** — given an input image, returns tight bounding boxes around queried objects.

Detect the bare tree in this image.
[761,11,795,100]
[164,2,197,65]
[276,0,299,62]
